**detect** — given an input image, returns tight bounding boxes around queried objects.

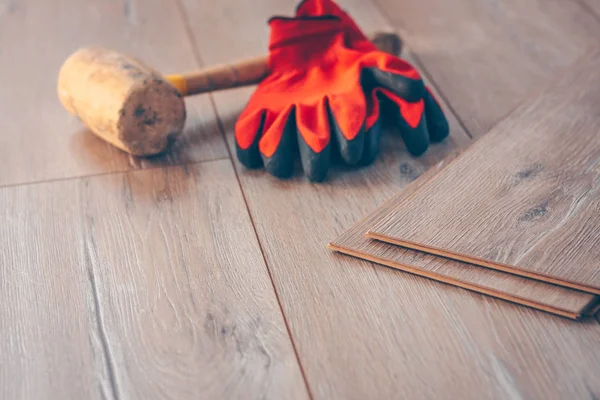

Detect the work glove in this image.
[234,1,449,182]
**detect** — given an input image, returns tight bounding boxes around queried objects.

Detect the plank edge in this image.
[364,232,600,295]
[328,242,585,320]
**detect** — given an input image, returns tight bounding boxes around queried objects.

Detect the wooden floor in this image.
[1,0,600,398]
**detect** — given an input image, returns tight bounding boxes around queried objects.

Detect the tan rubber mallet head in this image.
[57,32,402,157]
[58,47,187,156]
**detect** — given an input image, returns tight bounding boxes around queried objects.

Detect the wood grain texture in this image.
[368,47,600,294]
[0,0,227,187]
[0,160,309,399]
[329,155,599,320]
[180,0,600,398]
[0,180,111,399]
[371,0,600,137]
[79,160,308,399]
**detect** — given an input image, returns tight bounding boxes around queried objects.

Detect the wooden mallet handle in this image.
[164,31,402,96]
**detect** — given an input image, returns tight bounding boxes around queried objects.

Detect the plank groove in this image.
[368,47,600,294]
[0,160,309,399]
[180,0,600,397]
[0,0,227,187]
[371,0,600,137]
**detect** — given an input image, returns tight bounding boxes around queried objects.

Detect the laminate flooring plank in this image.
[0,0,227,187]
[0,178,114,399]
[368,48,600,294]
[79,160,309,399]
[329,155,599,320]
[371,0,600,137]
[179,0,600,398]
[1,160,309,399]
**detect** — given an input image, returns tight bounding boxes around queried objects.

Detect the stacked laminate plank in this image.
[329,47,600,320]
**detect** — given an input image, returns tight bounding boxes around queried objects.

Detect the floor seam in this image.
[0,155,232,191]
[407,50,474,139]
[368,0,474,139]
[221,155,317,400]
[173,0,316,398]
[574,0,600,24]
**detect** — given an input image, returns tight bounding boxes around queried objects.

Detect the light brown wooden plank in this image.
[180,0,600,397]
[329,155,599,320]
[0,179,113,399]
[371,0,600,137]
[1,160,309,399]
[368,47,600,294]
[0,0,227,187]
[79,160,309,399]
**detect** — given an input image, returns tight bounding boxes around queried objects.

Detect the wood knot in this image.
[519,204,548,222]
[515,163,543,181]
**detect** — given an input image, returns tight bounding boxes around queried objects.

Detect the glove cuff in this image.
[295,0,340,16]
[294,0,376,52]
[267,15,344,50]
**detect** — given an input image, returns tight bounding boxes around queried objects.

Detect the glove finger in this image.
[358,114,383,166]
[377,87,430,156]
[296,99,332,182]
[235,108,265,169]
[363,56,449,144]
[423,88,450,143]
[328,91,367,165]
[357,89,383,166]
[258,106,297,179]
[365,63,424,103]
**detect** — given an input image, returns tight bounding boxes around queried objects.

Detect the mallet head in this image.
[57,47,186,156]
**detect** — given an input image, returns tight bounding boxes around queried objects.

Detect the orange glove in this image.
[234,0,449,182]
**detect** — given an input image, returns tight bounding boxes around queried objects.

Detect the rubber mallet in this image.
[57,32,402,157]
